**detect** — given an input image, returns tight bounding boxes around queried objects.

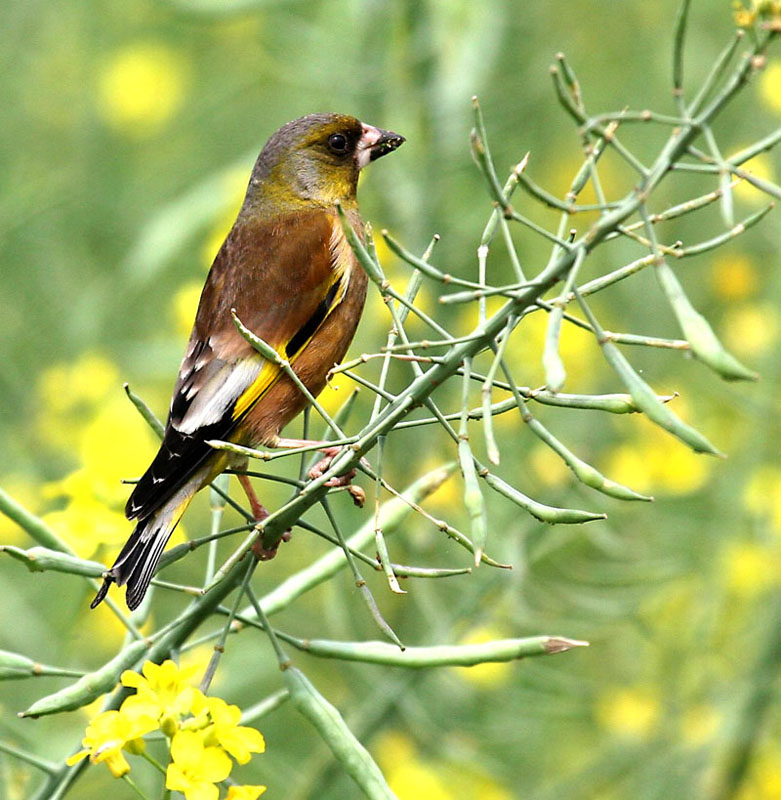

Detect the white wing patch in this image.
[175,358,263,434]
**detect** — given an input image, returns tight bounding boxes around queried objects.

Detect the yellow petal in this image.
[185,781,220,800]
[65,749,89,767]
[120,669,145,688]
[101,749,131,778]
[226,786,267,800]
[166,762,191,793]
[170,730,202,768]
[219,727,266,764]
[198,746,233,783]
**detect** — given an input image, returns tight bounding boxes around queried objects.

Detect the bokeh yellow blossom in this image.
[743,465,781,534]
[34,352,167,557]
[722,302,779,358]
[98,42,189,135]
[595,686,660,739]
[317,379,352,417]
[681,704,721,747]
[503,307,602,391]
[736,750,781,800]
[66,708,157,777]
[760,60,781,113]
[529,442,571,488]
[709,253,758,301]
[374,731,452,800]
[602,419,711,495]
[0,475,40,546]
[42,497,129,557]
[454,626,512,687]
[548,153,627,207]
[36,353,120,451]
[721,541,781,598]
[172,281,205,339]
[38,396,160,556]
[732,154,776,204]
[166,729,232,800]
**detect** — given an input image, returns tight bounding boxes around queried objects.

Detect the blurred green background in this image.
[1,0,780,798]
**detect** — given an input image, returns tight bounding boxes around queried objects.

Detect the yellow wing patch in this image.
[232,357,283,419]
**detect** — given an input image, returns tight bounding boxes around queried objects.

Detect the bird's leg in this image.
[273,438,366,507]
[237,473,270,522]
[236,471,291,561]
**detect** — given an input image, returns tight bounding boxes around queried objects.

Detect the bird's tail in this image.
[91,492,193,611]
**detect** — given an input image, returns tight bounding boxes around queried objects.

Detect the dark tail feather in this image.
[91,497,189,611]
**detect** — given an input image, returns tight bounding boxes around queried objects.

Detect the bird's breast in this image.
[237,222,369,447]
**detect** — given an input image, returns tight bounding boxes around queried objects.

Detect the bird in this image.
[91,113,404,611]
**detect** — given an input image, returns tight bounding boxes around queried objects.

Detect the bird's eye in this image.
[327,133,348,154]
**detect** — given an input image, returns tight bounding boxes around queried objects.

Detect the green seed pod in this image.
[20,640,149,718]
[0,649,83,681]
[284,667,396,800]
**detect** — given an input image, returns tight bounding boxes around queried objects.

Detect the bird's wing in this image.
[126,208,357,520]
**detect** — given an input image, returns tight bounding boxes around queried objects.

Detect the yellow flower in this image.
[36,353,120,450]
[709,254,758,301]
[722,541,781,598]
[502,305,601,391]
[317,380,351,416]
[602,419,711,496]
[759,61,781,113]
[681,704,721,746]
[66,709,157,778]
[0,475,39,546]
[595,687,660,739]
[734,6,757,26]
[121,660,200,726]
[98,43,188,135]
[743,465,781,534]
[722,302,779,358]
[528,442,571,488]
[731,154,776,204]
[388,761,453,800]
[37,353,118,414]
[226,786,267,800]
[374,732,452,800]
[42,496,129,557]
[200,696,265,764]
[171,282,204,339]
[453,626,512,688]
[35,353,161,555]
[166,730,232,800]
[751,751,781,799]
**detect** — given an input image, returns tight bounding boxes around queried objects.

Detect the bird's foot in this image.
[251,529,292,561]
[308,446,353,482]
[308,447,366,507]
[274,439,367,507]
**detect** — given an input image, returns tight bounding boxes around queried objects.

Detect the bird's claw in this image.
[251,529,292,561]
[346,485,365,507]
[307,446,366,506]
[307,446,345,481]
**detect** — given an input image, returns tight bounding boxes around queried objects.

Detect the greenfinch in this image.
[92,113,404,610]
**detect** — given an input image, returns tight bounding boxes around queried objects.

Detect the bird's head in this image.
[246,113,405,212]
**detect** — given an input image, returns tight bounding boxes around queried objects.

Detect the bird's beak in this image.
[357,124,405,168]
